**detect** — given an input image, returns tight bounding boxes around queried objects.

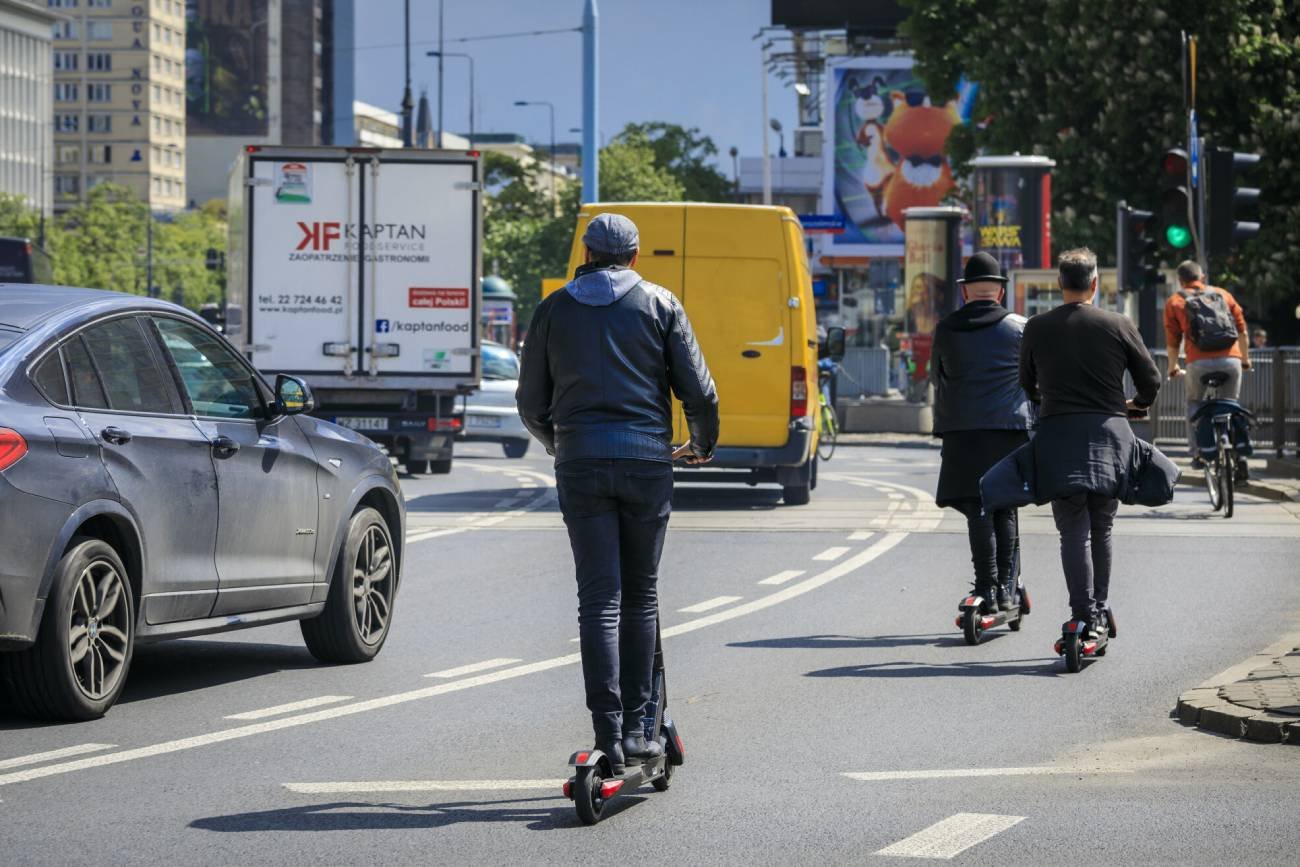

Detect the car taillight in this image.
[790,367,808,418]
[0,428,28,471]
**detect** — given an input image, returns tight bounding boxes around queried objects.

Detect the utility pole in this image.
[400,0,413,147]
[436,0,445,148]
[582,0,599,203]
[761,41,772,205]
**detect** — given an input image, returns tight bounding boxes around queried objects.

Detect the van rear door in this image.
[681,207,791,448]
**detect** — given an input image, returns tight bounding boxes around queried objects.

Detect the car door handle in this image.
[101,426,132,445]
[211,435,240,458]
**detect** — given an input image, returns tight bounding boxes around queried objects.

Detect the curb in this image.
[1175,632,1300,744]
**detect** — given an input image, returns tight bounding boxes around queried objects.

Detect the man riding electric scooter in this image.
[516,212,719,773]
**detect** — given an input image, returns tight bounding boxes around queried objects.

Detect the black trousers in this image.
[952,499,1020,590]
[1050,493,1119,620]
[557,459,672,742]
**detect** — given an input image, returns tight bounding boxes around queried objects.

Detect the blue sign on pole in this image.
[798,214,846,234]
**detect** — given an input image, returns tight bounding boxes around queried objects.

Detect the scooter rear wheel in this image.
[573,766,605,825]
[961,607,982,645]
[1063,633,1082,673]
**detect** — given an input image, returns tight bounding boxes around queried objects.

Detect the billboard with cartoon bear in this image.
[823,56,976,256]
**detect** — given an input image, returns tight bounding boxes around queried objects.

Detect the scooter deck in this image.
[954,605,1022,631]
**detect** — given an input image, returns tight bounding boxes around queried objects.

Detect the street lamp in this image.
[729,145,740,203]
[427,50,474,145]
[514,100,557,212]
[770,117,786,159]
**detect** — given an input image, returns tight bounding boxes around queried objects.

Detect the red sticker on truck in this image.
[409,287,470,309]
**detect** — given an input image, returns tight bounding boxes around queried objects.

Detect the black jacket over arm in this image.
[515,266,719,465]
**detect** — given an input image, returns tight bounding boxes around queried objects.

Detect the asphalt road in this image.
[2,442,1299,865]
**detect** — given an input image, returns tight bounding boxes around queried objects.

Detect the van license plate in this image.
[336,416,388,431]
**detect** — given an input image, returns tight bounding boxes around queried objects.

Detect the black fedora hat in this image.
[957,251,1008,285]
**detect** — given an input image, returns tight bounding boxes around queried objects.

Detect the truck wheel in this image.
[502,439,530,459]
[783,482,811,506]
[1,537,135,721]
[403,459,430,475]
[431,459,453,474]
[301,507,395,663]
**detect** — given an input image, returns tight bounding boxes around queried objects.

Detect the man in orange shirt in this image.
[1164,260,1251,467]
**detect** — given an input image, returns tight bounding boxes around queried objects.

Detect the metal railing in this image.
[1143,348,1300,456]
[837,347,891,396]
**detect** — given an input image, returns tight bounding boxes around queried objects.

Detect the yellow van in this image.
[555,203,820,504]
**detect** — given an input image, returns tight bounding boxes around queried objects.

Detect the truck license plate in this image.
[467,414,501,429]
[335,416,388,431]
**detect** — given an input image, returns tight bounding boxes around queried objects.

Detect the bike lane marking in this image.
[224,696,353,721]
[875,812,1025,859]
[679,595,742,613]
[0,744,116,771]
[424,658,522,679]
[0,533,907,789]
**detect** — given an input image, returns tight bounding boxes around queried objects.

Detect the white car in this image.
[461,341,532,458]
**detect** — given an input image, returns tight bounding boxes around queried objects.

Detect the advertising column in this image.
[902,206,966,401]
[970,155,1056,313]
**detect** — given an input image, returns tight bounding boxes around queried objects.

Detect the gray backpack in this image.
[1180,288,1238,352]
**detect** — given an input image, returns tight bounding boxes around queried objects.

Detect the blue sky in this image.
[352,0,800,168]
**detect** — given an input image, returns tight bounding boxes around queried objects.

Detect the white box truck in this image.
[226,146,482,474]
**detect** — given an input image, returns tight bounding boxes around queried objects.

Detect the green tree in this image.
[901,0,1299,306]
[599,129,687,203]
[615,122,732,201]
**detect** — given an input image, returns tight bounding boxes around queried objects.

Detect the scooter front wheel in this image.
[573,766,606,825]
[1063,633,1082,673]
[651,760,674,792]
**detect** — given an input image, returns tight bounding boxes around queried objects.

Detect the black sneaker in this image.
[1236,459,1250,481]
[998,580,1017,611]
[978,587,1000,615]
[595,737,626,775]
[1190,456,1206,470]
[622,732,664,763]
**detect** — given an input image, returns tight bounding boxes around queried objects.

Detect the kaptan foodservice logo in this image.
[409,287,470,309]
[294,221,428,252]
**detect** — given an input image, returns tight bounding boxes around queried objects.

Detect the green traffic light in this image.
[1165,224,1192,249]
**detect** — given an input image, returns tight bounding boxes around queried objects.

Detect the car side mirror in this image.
[274,374,314,415]
[824,326,847,362]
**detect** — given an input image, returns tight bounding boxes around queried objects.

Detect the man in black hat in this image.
[516,212,719,773]
[931,251,1033,611]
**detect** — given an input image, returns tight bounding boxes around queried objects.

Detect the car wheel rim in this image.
[69,559,130,700]
[352,524,393,644]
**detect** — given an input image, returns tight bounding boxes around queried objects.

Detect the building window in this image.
[55,114,80,132]
[87,53,111,71]
[55,175,81,197]
[152,177,162,195]
[88,0,112,7]
[152,116,161,133]
[89,146,112,165]
[87,83,111,102]
[89,114,112,132]
[48,0,79,8]
[52,21,77,40]
[87,20,112,40]
[57,145,80,164]
[54,51,79,71]
[54,82,79,101]
[87,175,108,191]
[152,84,161,102]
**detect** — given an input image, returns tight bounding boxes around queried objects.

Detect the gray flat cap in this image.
[582,212,639,255]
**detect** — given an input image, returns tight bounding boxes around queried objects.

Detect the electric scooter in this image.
[955,528,1029,644]
[563,618,684,825]
[1055,607,1116,673]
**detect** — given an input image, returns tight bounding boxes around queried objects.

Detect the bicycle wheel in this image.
[817,402,837,461]
[1221,449,1235,519]
[1204,454,1222,511]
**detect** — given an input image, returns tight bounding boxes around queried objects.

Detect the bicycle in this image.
[817,363,838,462]
[1189,370,1254,519]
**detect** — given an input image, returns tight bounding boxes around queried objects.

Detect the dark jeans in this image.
[952,500,1019,591]
[556,458,673,742]
[1050,493,1119,620]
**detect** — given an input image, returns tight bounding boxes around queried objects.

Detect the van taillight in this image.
[0,428,28,471]
[790,367,808,418]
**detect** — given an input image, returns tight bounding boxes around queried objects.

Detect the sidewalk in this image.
[1177,633,1300,744]
[1170,455,1300,503]
[835,432,939,450]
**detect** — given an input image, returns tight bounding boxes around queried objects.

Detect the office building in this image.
[50,0,188,211]
[0,0,57,216]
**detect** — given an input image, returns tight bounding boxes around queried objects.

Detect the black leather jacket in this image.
[515,264,719,465]
[930,300,1033,435]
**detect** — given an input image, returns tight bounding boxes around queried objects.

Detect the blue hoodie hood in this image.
[565,265,642,307]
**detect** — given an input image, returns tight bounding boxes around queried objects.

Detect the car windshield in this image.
[482,344,519,380]
[0,326,20,354]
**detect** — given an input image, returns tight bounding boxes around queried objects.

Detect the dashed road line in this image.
[0,744,116,771]
[225,696,353,721]
[875,813,1025,859]
[843,766,1131,782]
[813,546,849,561]
[425,658,522,679]
[848,531,875,541]
[758,569,806,586]
[284,779,562,794]
[679,595,742,613]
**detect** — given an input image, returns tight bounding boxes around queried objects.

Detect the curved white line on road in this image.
[404,462,558,544]
[0,533,908,789]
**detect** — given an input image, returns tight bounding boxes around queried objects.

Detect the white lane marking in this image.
[403,463,557,544]
[284,779,562,794]
[876,813,1024,860]
[424,658,522,679]
[812,546,849,561]
[844,766,1131,782]
[0,743,115,771]
[758,569,806,586]
[224,696,352,721]
[848,531,875,541]
[521,482,539,488]
[678,595,742,614]
[887,492,904,500]
[0,533,906,790]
